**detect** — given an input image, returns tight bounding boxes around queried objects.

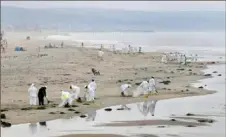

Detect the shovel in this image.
[45,97,51,104]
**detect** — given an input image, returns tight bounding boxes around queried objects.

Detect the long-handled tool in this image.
[45,97,51,104]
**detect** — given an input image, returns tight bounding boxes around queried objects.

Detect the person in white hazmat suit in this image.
[84,85,95,102]
[88,79,97,98]
[133,81,150,97]
[161,54,167,64]
[84,79,97,102]
[98,49,104,60]
[177,53,181,64]
[120,84,132,97]
[149,77,157,93]
[69,84,80,101]
[182,54,187,65]
[28,83,38,106]
[58,90,72,107]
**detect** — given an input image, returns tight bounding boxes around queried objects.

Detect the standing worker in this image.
[28,83,38,106]
[100,44,104,50]
[112,44,116,53]
[98,49,104,60]
[139,47,142,53]
[135,81,150,98]
[38,86,48,106]
[61,41,64,48]
[81,42,84,47]
[84,85,95,102]
[88,79,97,99]
[149,77,157,93]
[161,53,167,64]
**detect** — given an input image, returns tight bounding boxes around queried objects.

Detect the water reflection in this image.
[28,123,37,135]
[118,104,131,110]
[137,99,158,117]
[86,111,97,121]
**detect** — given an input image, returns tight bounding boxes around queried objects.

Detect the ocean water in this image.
[44,31,225,57]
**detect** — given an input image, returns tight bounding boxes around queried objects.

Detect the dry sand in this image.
[1,32,217,125]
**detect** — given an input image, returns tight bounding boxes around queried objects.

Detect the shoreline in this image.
[1,33,221,125]
[56,63,224,137]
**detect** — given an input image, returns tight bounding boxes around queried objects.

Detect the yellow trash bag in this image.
[61,91,70,100]
[149,91,158,96]
[143,94,149,98]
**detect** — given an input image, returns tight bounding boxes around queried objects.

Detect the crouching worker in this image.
[58,91,72,107]
[70,84,81,102]
[133,81,150,98]
[120,84,132,97]
[38,86,48,106]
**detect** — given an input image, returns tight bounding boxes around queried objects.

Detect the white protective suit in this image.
[28,83,38,106]
[177,53,181,63]
[88,81,97,97]
[133,81,150,97]
[181,55,186,65]
[70,84,80,100]
[120,84,131,96]
[161,54,167,64]
[149,78,156,92]
[98,50,104,60]
[85,86,95,102]
[58,91,72,107]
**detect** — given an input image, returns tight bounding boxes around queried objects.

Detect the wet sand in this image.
[59,134,158,137]
[58,134,128,137]
[1,31,218,125]
[95,119,206,127]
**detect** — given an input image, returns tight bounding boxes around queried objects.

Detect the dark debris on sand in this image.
[1,114,6,119]
[74,111,80,114]
[37,106,46,110]
[186,113,195,116]
[1,109,8,112]
[186,125,196,127]
[197,119,214,123]
[204,74,211,77]
[159,80,171,85]
[104,108,112,111]
[60,112,65,114]
[68,108,76,111]
[1,120,11,127]
[21,107,32,111]
[80,115,87,118]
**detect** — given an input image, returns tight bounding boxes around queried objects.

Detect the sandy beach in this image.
[1,31,218,125]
